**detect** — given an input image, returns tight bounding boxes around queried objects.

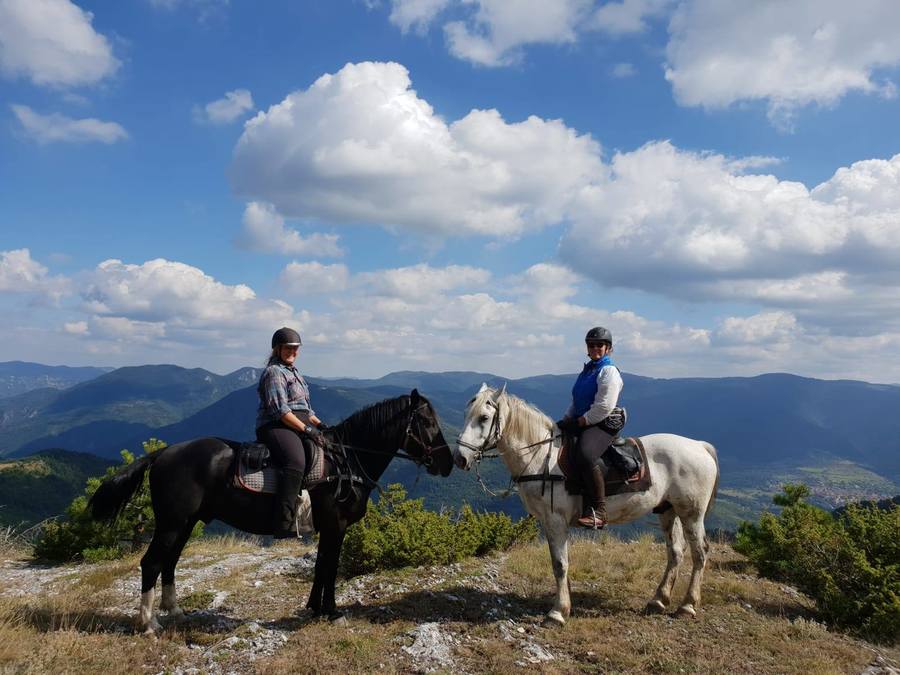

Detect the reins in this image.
[318,400,448,497]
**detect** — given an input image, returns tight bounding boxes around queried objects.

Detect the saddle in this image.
[232,441,328,494]
[558,436,652,497]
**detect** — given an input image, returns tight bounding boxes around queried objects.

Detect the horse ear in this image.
[410,388,420,404]
[493,382,507,400]
[477,382,490,394]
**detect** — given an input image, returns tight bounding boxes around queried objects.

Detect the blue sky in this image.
[2,0,900,382]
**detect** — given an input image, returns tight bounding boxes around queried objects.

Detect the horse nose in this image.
[454,452,468,470]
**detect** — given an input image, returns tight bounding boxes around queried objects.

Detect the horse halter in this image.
[456,398,502,463]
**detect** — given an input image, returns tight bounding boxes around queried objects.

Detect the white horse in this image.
[454,383,719,625]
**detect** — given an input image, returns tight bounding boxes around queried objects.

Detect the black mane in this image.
[333,394,411,445]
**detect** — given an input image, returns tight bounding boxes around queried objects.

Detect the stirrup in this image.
[577,509,606,530]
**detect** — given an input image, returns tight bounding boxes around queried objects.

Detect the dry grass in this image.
[0,534,897,674]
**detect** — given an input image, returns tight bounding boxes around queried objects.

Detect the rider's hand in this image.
[556,418,578,433]
[317,422,330,431]
[303,425,326,447]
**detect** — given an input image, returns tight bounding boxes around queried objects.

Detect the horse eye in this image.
[479,415,489,424]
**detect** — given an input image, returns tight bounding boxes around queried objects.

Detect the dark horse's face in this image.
[406,389,453,476]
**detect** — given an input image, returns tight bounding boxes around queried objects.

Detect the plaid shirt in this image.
[255,363,315,430]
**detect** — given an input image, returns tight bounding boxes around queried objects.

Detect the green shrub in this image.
[341,484,538,576]
[735,484,900,644]
[33,439,203,562]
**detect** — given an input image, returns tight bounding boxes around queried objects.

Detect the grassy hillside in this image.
[0,450,113,527]
[0,535,896,673]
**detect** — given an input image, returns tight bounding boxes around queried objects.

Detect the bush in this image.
[735,484,900,644]
[341,484,538,576]
[33,439,203,562]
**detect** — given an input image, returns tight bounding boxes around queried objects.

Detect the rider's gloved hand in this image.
[317,422,330,431]
[303,425,326,447]
[556,418,579,433]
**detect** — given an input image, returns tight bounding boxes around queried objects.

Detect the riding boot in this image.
[272,468,304,539]
[577,464,608,529]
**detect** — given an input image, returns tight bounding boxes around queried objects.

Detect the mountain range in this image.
[0,361,897,531]
[0,361,111,399]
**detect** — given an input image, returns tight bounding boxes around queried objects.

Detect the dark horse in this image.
[88,390,452,634]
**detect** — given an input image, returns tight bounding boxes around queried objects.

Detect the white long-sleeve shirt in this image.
[565,365,624,426]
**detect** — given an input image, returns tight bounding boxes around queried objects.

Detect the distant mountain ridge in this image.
[3,363,899,531]
[0,365,262,458]
[0,361,111,399]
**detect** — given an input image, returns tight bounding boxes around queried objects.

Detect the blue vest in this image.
[571,356,615,418]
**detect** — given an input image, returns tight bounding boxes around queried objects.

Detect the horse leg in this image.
[542,513,571,627]
[159,520,197,620]
[321,528,347,620]
[647,510,684,613]
[140,527,180,635]
[676,513,708,618]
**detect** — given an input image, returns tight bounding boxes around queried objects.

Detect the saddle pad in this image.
[237,464,280,493]
[559,436,652,497]
[235,444,327,494]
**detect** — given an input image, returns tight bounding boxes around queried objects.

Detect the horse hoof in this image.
[542,611,566,628]
[167,607,185,620]
[645,600,667,614]
[676,604,696,618]
[330,614,349,626]
[142,618,162,636]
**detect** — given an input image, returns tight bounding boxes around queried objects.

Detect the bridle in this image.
[455,398,503,462]
[399,401,449,468]
[457,399,556,463]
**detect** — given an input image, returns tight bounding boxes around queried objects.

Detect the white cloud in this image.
[12,105,128,144]
[444,0,593,66]
[81,258,297,333]
[380,0,670,66]
[63,320,88,335]
[194,88,254,125]
[610,62,636,78]
[590,0,673,36]
[279,261,350,294]
[357,263,490,301]
[665,0,900,126]
[559,142,900,335]
[388,0,451,34]
[236,202,343,257]
[0,0,119,88]
[0,248,69,300]
[146,0,229,22]
[231,61,602,238]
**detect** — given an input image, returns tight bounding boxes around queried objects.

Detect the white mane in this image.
[473,387,554,447]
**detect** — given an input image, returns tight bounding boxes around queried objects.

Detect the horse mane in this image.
[502,391,555,443]
[473,388,554,444]
[335,394,410,442]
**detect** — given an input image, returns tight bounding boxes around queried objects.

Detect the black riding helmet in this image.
[585,326,612,345]
[271,327,302,349]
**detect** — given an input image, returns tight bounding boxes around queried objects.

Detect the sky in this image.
[1,0,900,382]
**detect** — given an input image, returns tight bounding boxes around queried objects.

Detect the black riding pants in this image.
[256,423,310,473]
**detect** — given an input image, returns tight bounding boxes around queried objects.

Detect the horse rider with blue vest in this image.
[557,327,624,529]
[256,327,327,538]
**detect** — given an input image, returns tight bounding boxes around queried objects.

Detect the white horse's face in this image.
[454,383,505,470]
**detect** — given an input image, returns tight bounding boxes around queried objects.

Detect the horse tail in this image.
[701,441,719,551]
[702,441,719,516]
[88,450,164,522]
